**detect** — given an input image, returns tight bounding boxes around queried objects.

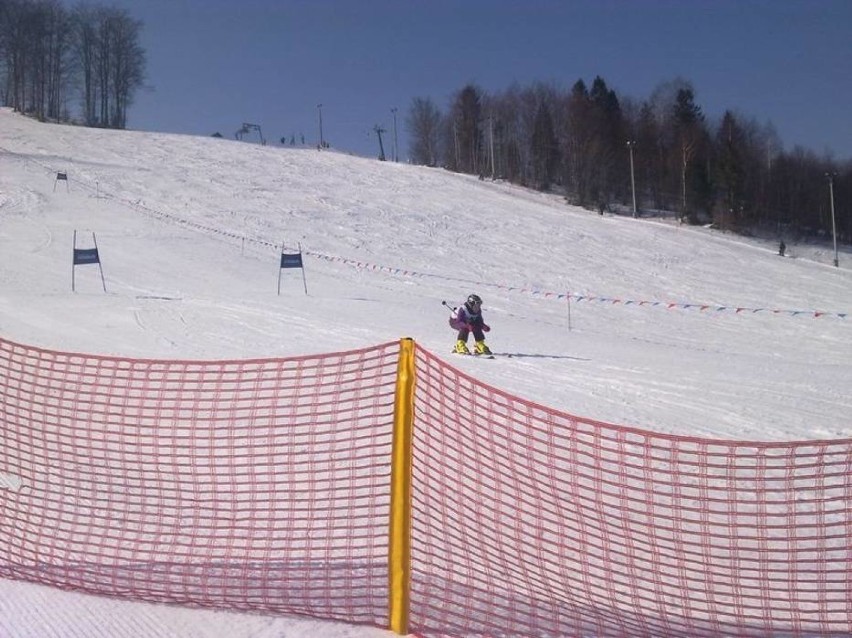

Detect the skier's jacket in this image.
[449,304,490,332]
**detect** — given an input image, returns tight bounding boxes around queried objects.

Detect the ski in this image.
[450,351,496,359]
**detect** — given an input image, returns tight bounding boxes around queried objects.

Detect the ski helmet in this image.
[466,293,482,306]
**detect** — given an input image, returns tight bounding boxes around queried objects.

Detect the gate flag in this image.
[72,230,107,292]
[278,242,308,295]
[54,171,69,192]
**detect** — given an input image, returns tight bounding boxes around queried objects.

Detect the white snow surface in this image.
[0,108,850,637]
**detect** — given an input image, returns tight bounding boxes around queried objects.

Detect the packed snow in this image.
[0,108,849,637]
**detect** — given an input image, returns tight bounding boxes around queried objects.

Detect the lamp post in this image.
[626,140,637,217]
[827,172,839,267]
[391,107,398,162]
[317,103,324,149]
[489,115,496,180]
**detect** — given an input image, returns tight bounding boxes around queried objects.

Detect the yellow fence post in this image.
[388,337,415,634]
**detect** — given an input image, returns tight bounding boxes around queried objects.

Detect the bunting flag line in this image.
[304,250,848,320]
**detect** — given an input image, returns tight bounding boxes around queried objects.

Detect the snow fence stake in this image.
[388,337,415,634]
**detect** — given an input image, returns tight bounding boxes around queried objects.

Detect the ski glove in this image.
[450,317,489,332]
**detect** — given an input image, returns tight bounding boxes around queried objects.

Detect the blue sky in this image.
[88,0,851,160]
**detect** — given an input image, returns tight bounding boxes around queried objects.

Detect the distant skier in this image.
[450,294,492,355]
[778,240,786,257]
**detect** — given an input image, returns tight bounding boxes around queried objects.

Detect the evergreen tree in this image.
[588,76,626,211]
[447,84,484,174]
[636,102,665,210]
[673,87,702,126]
[563,79,592,205]
[530,102,559,190]
[715,111,746,228]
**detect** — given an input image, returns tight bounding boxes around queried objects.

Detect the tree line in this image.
[406,78,850,245]
[0,0,145,129]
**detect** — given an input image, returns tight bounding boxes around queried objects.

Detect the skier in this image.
[450,293,492,355]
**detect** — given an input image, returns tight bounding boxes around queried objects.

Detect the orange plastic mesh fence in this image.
[411,346,851,637]
[1,338,850,637]
[0,338,399,626]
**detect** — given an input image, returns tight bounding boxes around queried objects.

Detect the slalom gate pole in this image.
[277,239,284,296]
[72,230,77,292]
[567,291,572,332]
[298,242,308,295]
[93,232,107,292]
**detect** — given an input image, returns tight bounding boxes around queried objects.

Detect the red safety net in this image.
[0,338,399,626]
[411,346,851,638]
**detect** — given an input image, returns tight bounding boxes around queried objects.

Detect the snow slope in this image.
[0,108,850,637]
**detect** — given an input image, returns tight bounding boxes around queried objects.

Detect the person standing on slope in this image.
[451,294,492,355]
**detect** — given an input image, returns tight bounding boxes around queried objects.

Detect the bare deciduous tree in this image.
[406,96,441,166]
[0,0,144,129]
